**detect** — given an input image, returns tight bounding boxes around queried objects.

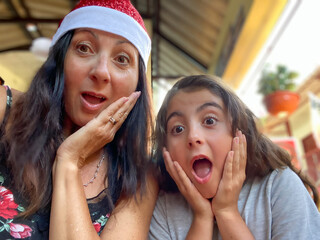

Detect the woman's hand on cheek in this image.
[163,148,213,220]
[56,91,141,168]
[211,130,247,218]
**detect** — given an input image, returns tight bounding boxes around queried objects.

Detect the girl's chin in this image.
[198,188,216,199]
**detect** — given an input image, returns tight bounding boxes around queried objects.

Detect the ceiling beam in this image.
[0,44,30,52]
[3,0,34,40]
[157,31,207,71]
[0,17,60,23]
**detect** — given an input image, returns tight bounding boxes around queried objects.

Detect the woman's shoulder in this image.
[0,85,8,123]
[0,85,22,124]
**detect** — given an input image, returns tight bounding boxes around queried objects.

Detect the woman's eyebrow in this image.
[116,39,131,45]
[75,29,98,38]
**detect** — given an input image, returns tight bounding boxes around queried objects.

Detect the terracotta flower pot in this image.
[264,91,300,116]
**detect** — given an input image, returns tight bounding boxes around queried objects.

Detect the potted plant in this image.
[258,64,300,116]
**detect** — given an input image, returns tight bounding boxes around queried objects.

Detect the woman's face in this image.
[63,28,139,128]
[165,89,233,198]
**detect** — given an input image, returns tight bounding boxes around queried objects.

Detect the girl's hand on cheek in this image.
[163,148,213,221]
[211,130,247,218]
[56,91,141,168]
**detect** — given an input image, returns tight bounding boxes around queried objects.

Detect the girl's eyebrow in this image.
[166,102,223,124]
[197,102,223,112]
[166,111,183,125]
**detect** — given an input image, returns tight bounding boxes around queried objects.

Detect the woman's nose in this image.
[89,55,111,83]
[187,127,203,148]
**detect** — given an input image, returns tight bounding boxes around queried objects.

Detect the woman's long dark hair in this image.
[153,74,319,207]
[1,30,153,217]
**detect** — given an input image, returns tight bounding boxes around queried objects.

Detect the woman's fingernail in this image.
[133,91,140,97]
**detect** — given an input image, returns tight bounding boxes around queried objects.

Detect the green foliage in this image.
[258,64,299,96]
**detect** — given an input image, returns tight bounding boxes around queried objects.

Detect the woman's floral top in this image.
[0,85,112,239]
[0,164,112,239]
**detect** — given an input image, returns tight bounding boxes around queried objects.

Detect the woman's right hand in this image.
[163,148,213,220]
[55,91,141,168]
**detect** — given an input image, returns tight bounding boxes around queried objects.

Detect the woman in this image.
[0,0,157,239]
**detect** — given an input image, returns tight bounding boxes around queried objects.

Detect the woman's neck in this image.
[62,115,80,137]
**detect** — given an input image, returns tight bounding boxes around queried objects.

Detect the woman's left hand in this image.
[56,91,140,168]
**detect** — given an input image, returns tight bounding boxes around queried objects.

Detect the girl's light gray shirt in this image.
[149,167,320,240]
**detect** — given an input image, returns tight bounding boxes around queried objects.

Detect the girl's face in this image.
[63,28,139,128]
[165,89,233,198]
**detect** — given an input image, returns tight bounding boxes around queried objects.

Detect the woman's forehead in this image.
[73,28,133,45]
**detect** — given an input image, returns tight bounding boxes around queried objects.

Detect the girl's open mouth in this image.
[192,157,212,184]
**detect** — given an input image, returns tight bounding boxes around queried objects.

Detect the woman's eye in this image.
[76,44,91,54]
[172,125,184,135]
[116,55,129,64]
[204,117,217,126]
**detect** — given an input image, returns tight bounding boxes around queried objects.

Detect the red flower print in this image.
[93,222,101,233]
[9,223,32,239]
[0,186,18,219]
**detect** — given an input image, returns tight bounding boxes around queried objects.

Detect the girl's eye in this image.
[204,117,217,126]
[116,55,129,64]
[171,125,184,135]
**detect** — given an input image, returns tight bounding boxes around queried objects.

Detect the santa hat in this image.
[51,0,151,68]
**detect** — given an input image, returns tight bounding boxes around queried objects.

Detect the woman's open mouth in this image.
[192,157,212,184]
[82,93,106,104]
[81,92,107,112]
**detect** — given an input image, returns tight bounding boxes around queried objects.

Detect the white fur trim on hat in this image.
[51,6,151,68]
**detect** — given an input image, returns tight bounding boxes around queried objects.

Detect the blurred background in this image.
[0,0,319,191]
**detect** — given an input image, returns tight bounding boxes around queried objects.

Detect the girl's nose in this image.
[187,127,203,148]
[89,55,111,83]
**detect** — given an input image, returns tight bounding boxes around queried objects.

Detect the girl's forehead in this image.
[170,88,223,106]
[166,88,225,117]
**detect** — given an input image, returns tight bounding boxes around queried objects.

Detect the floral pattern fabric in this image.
[0,185,32,238]
[0,164,111,239]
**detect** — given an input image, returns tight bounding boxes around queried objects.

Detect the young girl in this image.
[149,75,320,239]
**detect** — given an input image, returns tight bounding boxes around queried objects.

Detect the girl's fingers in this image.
[222,150,234,183]
[232,135,240,174]
[163,148,180,183]
[163,148,193,194]
[172,161,194,193]
[163,149,212,217]
[239,132,247,171]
